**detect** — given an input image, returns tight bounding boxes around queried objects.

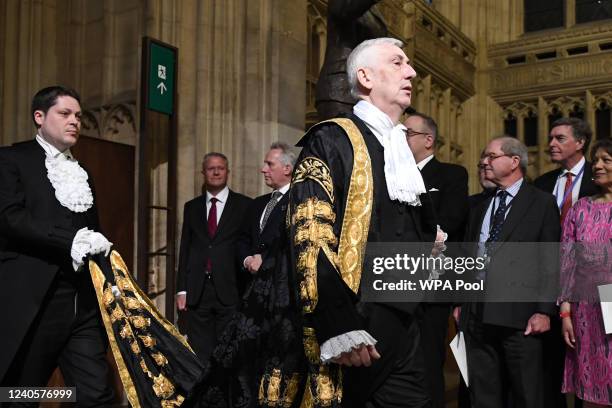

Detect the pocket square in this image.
[429,188,439,192]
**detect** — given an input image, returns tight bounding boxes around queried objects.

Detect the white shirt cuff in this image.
[320,330,377,363]
[176,291,187,296]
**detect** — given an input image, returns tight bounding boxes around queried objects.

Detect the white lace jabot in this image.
[36,134,93,213]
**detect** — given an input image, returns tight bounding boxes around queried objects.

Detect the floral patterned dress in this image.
[560,197,612,405]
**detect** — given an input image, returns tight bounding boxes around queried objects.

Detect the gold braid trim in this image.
[294,220,337,247]
[108,252,188,404]
[152,373,175,399]
[161,396,185,408]
[294,199,339,313]
[303,327,320,365]
[297,245,319,314]
[90,251,192,407]
[292,157,334,203]
[258,369,302,407]
[291,198,335,225]
[89,262,140,408]
[299,365,342,407]
[323,118,373,294]
[109,251,193,352]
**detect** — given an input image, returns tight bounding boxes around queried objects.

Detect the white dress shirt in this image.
[206,186,230,224]
[479,178,523,244]
[258,183,290,227]
[36,133,73,159]
[553,157,585,208]
[416,154,435,171]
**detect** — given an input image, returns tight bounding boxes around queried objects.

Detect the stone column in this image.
[566,0,576,28]
[585,89,596,138]
[146,0,307,207]
[538,96,549,173]
[439,88,452,162]
[517,112,525,143]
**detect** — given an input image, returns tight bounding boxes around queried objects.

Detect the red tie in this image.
[560,173,573,225]
[208,197,218,237]
[206,197,218,272]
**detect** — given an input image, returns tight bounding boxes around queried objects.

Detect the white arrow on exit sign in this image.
[157,82,167,94]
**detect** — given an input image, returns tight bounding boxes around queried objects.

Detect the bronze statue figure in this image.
[315,0,388,120]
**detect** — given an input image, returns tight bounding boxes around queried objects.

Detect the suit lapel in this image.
[194,195,210,238]
[420,158,440,223]
[420,157,439,186]
[215,190,235,238]
[547,168,562,193]
[498,182,533,243]
[260,192,288,236]
[469,196,492,241]
[579,163,596,198]
[24,141,71,218]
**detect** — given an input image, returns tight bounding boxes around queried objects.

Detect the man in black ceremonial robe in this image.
[276,37,436,408]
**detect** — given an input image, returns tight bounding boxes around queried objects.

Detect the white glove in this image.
[71,227,113,271]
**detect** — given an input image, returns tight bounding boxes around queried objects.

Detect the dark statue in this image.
[315,0,388,120]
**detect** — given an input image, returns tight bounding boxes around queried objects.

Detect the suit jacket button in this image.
[208,245,213,249]
[396,229,403,236]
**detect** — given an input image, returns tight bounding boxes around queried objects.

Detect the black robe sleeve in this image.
[290,123,365,346]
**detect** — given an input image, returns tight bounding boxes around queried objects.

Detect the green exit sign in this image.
[147,41,176,115]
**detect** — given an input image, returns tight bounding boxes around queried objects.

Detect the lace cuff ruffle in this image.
[320,330,377,363]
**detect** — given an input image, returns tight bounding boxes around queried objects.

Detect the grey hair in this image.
[347,37,405,99]
[203,152,229,167]
[270,141,297,167]
[493,136,529,174]
[550,117,592,153]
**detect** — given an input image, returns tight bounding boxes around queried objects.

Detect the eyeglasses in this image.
[405,128,431,137]
[481,153,513,162]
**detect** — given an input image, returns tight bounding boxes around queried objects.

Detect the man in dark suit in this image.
[469,149,497,208]
[176,152,252,363]
[455,151,498,408]
[534,117,595,408]
[454,136,560,408]
[404,112,469,408]
[0,86,114,405]
[535,117,597,223]
[238,142,295,278]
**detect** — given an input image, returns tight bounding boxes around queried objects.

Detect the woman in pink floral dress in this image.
[560,139,612,408]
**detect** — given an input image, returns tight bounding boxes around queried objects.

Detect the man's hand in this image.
[176,293,187,311]
[452,306,461,325]
[331,344,381,367]
[524,313,550,335]
[245,254,263,274]
[71,228,113,270]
